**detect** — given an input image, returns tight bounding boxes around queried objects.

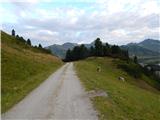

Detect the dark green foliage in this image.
[34,45,38,48]
[89,46,95,56]
[134,56,138,64]
[104,43,110,56]
[65,49,72,61]
[118,62,142,78]
[39,44,42,48]
[27,39,32,46]
[79,44,89,59]
[16,35,19,38]
[65,38,129,62]
[111,45,121,54]
[94,38,103,56]
[2,30,51,55]
[65,44,89,61]
[120,49,129,60]
[16,35,26,43]
[11,29,15,36]
[37,44,52,54]
[143,65,160,89]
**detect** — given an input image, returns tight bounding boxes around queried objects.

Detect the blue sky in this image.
[0,0,160,47]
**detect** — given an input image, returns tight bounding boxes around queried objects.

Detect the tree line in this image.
[12,29,51,54]
[65,38,130,62]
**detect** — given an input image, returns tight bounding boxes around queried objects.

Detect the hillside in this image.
[121,39,160,64]
[75,57,160,120]
[121,39,160,56]
[1,31,63,113]
[121,43,160,57]
[46,39,160,62]
[45,42,78,58]
[138,39,160,53]
[45,42,95,59]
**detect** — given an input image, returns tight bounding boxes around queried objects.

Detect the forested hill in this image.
[64,38,129,62]
[46,39,160,60]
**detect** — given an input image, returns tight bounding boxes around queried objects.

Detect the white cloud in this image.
[140,0,160,16]
[1,0,160,46]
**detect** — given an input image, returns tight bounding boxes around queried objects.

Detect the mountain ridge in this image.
[46,39,160,59]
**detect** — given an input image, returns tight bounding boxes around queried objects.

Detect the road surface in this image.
[2,63,98,120]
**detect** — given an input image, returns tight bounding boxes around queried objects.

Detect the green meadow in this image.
[75,57,160,120]
[1,31,63,113]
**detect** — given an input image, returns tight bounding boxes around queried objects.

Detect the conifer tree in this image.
[27,39,31,46]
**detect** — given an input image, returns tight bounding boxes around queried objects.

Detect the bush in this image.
[118,63,142,78]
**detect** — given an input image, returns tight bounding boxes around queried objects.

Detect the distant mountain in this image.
[45,42,96,58]
[46,39,160,60]
[121,39,160,64]
[138,39,160,53]
[121,39,160,57]
[121,44,159,57]
[45,42,78,58]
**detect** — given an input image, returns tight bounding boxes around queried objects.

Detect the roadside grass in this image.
[1,31,63,113]
[75,57,160,120]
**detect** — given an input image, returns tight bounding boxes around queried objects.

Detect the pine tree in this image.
[12,29,15,36]
[89,46,95,56]
[27,39,31,46]
[66,49,72,61]
[94,38,103,56]
[134,55,138,64]
[38,44,42,48]
[79,44,88,59]
[111,45,121,54]
[105,43,110,55]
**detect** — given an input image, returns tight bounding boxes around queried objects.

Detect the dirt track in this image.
[2,63,98,120]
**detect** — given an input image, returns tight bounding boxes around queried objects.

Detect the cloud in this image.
[1,0,160,46]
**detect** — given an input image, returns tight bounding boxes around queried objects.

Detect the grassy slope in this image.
[75,57,160,120]
[1,31,63,113]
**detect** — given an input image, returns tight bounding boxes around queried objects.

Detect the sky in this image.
[0,0,160,47]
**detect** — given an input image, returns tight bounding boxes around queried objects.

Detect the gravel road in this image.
[2,63,98,120]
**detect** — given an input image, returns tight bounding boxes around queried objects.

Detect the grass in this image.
[75,57,160,120]
[1,31,63,113]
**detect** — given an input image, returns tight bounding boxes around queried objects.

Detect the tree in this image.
[65,44,89,61]
[72,46,80,60]
[89,46,95,56]
[12,29,15,36]
[27,39,31,46]
[111,45,121,54]
[16,36,26,43]
[94,38,103,56]
[134,55,138,64]
[123,50,129,59]
[38,44,42,48]
[105,43,110,55]
[79,44,88,59]
[65,49,72,61]
[16,35,19,39]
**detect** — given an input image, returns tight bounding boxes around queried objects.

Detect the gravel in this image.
[2,63,98,120]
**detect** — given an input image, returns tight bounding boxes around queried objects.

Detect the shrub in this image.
[118,63,142,78]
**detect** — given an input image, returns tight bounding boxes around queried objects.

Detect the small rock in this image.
[118,76,125,82]
[87,90,108,98]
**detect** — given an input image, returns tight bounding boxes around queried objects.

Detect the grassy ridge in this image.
[1,31,63,113]
[75,57,160,120]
